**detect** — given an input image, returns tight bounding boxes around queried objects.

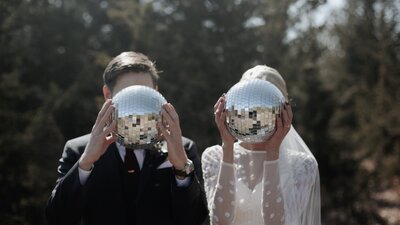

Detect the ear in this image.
[103,85,112,100]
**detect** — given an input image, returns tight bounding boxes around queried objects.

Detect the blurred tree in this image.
[0,0,114,223]
[320,0,400,224]
[135,0,263,151]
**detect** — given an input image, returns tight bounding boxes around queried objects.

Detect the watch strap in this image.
[173,159,194,177]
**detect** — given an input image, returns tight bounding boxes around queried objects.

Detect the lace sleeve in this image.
[202,146,236,225]
[262,160,285,225]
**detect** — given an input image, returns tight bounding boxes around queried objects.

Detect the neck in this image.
[240,142,266,151]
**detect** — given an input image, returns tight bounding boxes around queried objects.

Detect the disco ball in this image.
[225,79,285,143]
[112,85,167,148]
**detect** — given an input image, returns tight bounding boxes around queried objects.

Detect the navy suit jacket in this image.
[46,134,207,225]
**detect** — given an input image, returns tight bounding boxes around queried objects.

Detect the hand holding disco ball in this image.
[112,85,167,149]
[224,79,286,143]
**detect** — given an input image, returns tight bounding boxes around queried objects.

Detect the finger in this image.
[221,94,226,103]
[93,103,114,133]
[222,110,229,121]
[284,104,293,132]
[217,111,232,138]
[157,122,170,140]
[214,110,220,125]
[156,121,165,139]
[105,131,117,146]
[220,110,230,130]
[276,113,283,133]
[268,114,282,141]
[287,103,293,122]
[282,104,290,129]
[214,102,223,124]
[98,104,115,128]
[216,98,224,112]
[214,97,223,111]
[218,99,226,122]
[285,104,293,123]
[161,108,174,127]
[163,103,179,122]
[102,120,116,136]
[95,99,112,124]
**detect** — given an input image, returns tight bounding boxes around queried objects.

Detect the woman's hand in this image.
[263,103,293,160]
[214,95,236,145]
[214,95,236,163]
[240,102,293,160]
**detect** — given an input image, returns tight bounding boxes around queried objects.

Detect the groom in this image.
[45,51,207,225]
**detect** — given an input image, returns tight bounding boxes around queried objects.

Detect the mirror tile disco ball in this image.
[112,85,167,148]
[225,79,285,143]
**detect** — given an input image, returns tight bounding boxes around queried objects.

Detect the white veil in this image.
[279,126,321,225]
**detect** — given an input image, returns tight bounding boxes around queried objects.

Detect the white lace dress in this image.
[202,140,318,225]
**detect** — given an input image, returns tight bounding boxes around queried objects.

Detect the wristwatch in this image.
[173,159,195,179]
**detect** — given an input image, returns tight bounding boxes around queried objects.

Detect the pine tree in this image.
[322,0,400,223]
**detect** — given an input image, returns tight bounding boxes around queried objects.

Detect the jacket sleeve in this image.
[45,140,86,225]
[170,139,208,225]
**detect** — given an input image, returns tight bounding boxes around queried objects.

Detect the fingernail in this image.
[222,93,226,96]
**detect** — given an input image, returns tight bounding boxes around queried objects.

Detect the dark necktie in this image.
[125,148,141,174]
[124,148,141,225]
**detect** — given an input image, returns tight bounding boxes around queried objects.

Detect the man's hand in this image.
[79,99,117,171]
[157,103,188,170]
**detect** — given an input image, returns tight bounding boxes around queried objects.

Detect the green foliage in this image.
[0,0,399,224]
[320,0,400,224]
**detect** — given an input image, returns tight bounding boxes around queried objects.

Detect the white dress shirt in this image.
[78,143,190,187]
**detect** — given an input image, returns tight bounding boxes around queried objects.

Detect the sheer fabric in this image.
[202,126,320,225]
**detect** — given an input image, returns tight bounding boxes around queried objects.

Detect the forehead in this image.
[113,72,155,94]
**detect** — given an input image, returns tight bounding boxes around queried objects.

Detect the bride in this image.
[202,65,321,225]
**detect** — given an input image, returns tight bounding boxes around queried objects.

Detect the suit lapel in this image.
[86,143,126,213]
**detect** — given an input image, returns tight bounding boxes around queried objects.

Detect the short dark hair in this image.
[103,51,159,91]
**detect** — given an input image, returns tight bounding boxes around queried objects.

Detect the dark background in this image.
[1,0,399,224]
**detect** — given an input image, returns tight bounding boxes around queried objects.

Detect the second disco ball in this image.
[225,79,285,143]
[112,85,167,148]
